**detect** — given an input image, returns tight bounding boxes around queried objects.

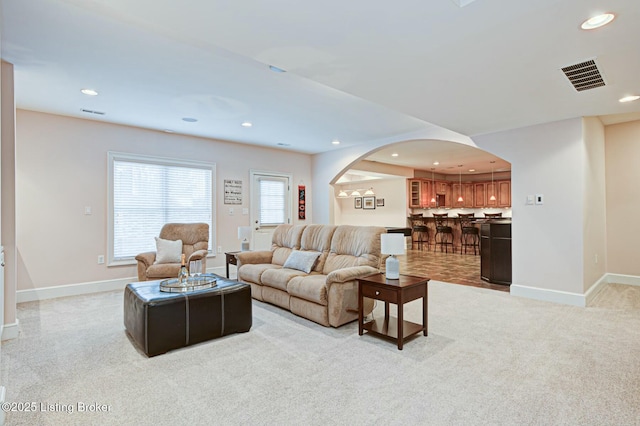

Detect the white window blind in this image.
[109,152,215,263]
[259,177,287,226]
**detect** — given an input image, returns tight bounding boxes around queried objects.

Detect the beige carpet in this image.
[2,281,640,425]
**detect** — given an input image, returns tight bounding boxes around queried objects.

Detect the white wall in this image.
[582,117,607,291]
[474,118,586,296]
[605,120,640,276]
[15,110,312,291]
[335,178,407,227]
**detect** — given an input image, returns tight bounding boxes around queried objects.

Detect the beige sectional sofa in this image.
[236,224,386,327]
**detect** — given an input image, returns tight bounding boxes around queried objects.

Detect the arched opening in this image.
[330,139,512,291]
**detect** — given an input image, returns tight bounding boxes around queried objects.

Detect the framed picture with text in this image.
[363,196,376,209]
[354,197,362,209]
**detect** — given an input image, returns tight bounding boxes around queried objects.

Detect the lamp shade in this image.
[380,233,405,255]
[238,226,251,241]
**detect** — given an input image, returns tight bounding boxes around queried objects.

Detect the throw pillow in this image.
[283,250,321,274]
[154,237,183,264]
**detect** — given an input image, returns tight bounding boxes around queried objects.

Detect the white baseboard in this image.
[17,278,133,304]
[15,266,228,303]
[1,319,20,341]
[510,284,588,307]
[606,273,640,286]
[511,273,640,307]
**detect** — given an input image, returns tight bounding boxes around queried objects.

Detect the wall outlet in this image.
[535,194,544,205]
[97,255,105,264]
[228,207,234,215]
[217,246,222,253]
[84,206,92,215]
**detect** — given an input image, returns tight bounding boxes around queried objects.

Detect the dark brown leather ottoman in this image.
[124,275,252,357]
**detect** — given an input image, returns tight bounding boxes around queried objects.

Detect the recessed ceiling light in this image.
[581,13,615,30]
[468,169,475,172]
[619,95,640,103]
[81,88,98,96]
[182,117,198,123]
[433,161,440,165]
[332,140,340,145]
[241,121,252,127]
[269,65,287,73]
[391,153,399,157]
[163,129,174,133]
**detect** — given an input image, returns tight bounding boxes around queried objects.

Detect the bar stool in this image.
[433,213,454,253]
[484,212,503,219]
[409,214,430,250]
[458,213,479,255]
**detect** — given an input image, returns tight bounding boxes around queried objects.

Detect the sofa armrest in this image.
[135,251,156,268]
[187,249,208,262]
[326,266,379,285]
[135,252,156,281]
[235,250,273,268]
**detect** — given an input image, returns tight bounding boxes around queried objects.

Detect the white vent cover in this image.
[561,59,606,92]
[81,108,106,115]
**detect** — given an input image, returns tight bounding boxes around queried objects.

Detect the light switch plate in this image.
[526,195,534,205]
[535,194,544,205]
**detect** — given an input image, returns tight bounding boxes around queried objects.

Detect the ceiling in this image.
[2,0,639,175]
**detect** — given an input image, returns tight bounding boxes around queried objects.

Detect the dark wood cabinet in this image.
[480,221,512,285]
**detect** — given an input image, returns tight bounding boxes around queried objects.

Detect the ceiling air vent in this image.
[561,59,606,92]
[81,108,106,115]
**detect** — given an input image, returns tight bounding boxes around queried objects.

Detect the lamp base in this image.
[241,240,250,251]
[385,255,400,280]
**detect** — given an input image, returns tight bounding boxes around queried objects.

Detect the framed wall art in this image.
[363,196,376,209]
[354,197,362,209]
[376,198,385,207]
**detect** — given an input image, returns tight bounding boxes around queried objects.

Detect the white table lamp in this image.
[381,233,405,279]
[238,226,251,251]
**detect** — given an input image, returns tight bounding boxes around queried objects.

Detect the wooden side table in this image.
[225,251,240,278]
[357,273,430,350]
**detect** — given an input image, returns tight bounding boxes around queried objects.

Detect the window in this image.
[108,152,215,265]
[258,177,288,226]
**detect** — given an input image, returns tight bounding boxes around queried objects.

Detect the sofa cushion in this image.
[283,250,321,273]
[299,225,337,272]
[261,268,308,291]
[287,275,328,306]
[146,263,181,279]
[238,264,281,285]
[323,225,385,274]
[269,225,306,266]
[154,237,183,264]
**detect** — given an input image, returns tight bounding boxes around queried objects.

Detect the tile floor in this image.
[399,246,510,293]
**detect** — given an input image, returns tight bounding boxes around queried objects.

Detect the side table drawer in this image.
[361,285,397,303]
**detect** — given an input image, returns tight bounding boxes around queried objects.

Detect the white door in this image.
[250,171,292,251]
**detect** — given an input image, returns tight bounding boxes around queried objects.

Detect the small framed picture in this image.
[376,198,385,207]
[363,196,376,209]
[354,197,362,209]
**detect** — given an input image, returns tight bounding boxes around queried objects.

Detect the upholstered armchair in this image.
[135,223,209,282]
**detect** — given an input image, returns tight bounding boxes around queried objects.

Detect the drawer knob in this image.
[375,291,380,295]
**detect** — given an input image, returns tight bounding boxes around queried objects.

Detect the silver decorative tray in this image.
[159,275,217,293]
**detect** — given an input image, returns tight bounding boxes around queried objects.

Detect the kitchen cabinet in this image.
[474,183,486,207]
[407,178,510,209]
[497,181,511,207]
[408,179,435,208]
[408,179,422,208]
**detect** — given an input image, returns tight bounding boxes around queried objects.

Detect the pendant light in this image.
[350,189,361,197]
[337,189,349,198]
[364,187,375,196]
[489,161,496,202]
[457,165,463,203]
[430,168,436,204]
